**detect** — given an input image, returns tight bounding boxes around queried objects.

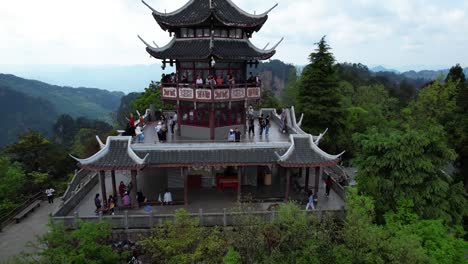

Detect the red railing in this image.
[161,83,261,102]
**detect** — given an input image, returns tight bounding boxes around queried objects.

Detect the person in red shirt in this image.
[216,75,224,86]
[139,115,145,127]
[128,113,135,127]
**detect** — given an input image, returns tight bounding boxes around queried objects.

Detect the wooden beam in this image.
[99,171,107,208]
[131,170,139,209]
[111,170,117,199]
[284,169,290,202]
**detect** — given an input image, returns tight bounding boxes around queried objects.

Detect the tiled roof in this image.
[146,38,275,61]
[278,135,344,168]
[134,147,288,167]
[72,135,344,170]
[145,0,269,31]
[71,137,147,171]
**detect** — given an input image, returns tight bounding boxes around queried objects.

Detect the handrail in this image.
[161,82,260,89]
[62,169,92,202]
[0,191,44,231]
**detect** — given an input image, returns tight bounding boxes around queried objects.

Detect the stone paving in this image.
[0,200,59,262]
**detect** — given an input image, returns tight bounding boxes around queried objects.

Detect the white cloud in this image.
[0,0,467,69]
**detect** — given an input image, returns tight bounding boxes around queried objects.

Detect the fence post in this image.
[99,211,103,222]
[124,210,129,230]
[223,208,227,227]
[73,211,79,229]
[199,208,203,226]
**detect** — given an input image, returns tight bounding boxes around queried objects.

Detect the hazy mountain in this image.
[371,65,400,73]
[0,64,167,94]
[0,85,57,146]
[0,74,124,124]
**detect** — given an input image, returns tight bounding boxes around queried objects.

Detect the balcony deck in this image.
[136,118,290,146]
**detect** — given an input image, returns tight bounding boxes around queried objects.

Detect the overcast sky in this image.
[1,0,468,70]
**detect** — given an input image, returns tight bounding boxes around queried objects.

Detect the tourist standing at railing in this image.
[256,73,262,86]
[161,73,166,84]
[181,75,188,84]
[196,75,204,88]
[228,129,235,142]
[169,116,175,134]
[234,128,242,142]
[248,116,255,136]
[170,72,176,83]
[216,75,224,86]
[247,72,255,86]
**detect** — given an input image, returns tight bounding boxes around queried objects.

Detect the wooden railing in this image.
[161,83,261,102]
[52,208,345,230]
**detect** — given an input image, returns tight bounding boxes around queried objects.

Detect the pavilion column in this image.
[131,170,139,209]
[182,167,189,206]
[111,170,117,198]
[99,171,108,208]
[237,167,242,202]
[314,167,322,199]
[284,168,291,202]
[305,167,310,192]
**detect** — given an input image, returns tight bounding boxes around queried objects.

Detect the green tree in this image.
[139,209,225,264]
[131,81,170,115]
[20,221,121,264]
[353,126,466,225]
[297,36,344,150]
[0,156,26,210]
[259,90,284,110]
[281,68,299,107]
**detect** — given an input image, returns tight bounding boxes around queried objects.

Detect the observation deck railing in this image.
[161,83,261,102]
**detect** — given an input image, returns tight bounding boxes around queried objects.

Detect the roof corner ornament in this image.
[260,3,278,16]
[137,35,155,49]
[297,113,304,127]
[141,0,157,13]
[314,128,328,145]
[96,136,106,149]
[271,37,284,50]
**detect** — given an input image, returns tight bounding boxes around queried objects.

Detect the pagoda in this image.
[139,0,283,140]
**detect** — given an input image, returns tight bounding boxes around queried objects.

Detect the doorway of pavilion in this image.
[240,165,286,202]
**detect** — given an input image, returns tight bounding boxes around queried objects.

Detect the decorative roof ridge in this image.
[145,37,177,52]
[278,134,297,162]
[71,136,149,166]
[96,136,105,149]
[219,0,277,18]
[307,134,345,160]
[132,142,291,151]
[142,0,200,16]
[246,37,283,53]
[279,134,345,162]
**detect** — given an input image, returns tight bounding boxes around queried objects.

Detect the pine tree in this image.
[297,36,343,141]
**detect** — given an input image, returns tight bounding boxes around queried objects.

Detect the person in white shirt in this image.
[45,187,55,204]
[163,189,173,205]
[196,75,204,87]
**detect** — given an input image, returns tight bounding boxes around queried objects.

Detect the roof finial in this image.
[141,0,157,13]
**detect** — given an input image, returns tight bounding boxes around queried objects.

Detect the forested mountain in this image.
[0,74,124,123]
[0,86,57,146]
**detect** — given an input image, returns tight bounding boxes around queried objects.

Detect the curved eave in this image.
[278,159,340,168]
[145,38,276,61]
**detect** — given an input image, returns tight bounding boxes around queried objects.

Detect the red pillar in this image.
[111,170,117,198]
[284,169,291,202]
[131,170,139,209]
[99,171,108,208]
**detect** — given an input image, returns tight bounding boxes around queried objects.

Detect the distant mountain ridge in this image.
[371,66,468,81]
[0,74,124,124]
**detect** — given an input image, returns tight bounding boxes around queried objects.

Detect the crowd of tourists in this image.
[161,71,261,88]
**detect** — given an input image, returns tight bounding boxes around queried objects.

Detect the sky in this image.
[1,0,468,71]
